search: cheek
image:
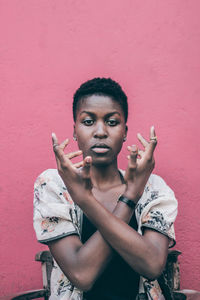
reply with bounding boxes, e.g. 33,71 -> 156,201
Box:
77,136 -> 86,148
115,139 -> 124,153
75,127 -> 86,142
114,128 -> 126,144
76,131 -> 90,151
112,135 -> 124,153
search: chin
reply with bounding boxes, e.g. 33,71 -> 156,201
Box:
92,156 -> 115,167
92,161 -> 109,167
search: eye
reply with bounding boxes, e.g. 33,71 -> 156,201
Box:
106,119 -> 119,126
82,119 -> 94,126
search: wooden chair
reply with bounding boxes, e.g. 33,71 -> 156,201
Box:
1,249 -> 200,299
158,249 -> 186,299
158,250 -> 200,300
0,251 -> 53,300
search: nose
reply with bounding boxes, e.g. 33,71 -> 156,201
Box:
93,121 -> 108,139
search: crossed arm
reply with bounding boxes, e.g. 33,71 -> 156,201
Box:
48,128 -> 169,291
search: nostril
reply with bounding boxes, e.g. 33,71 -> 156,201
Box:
94,124 -> 108,138
94,133 -> 108,139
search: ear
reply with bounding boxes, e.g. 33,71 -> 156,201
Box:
73,125 -> 77,141
123,125 -> 128,142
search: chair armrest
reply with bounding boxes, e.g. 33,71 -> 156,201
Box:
173,291 -> 187,300
35,251 -> 53,263
179,290 -> 200,300
0,289 -> 47,300
168,249 -> 182,262
35,250 -> 53,295
165,249 -> 182,291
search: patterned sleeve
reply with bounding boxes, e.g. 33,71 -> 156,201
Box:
135,174 -> 178,248
33,169 -> 80,244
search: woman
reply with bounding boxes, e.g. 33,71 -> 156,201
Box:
34,78 -> 177,300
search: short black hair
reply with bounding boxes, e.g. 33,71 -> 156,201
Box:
73,77 -> 128,122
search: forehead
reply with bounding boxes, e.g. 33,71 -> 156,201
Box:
76,95 -> 124,116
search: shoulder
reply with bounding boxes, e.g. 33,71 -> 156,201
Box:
144,173 -> 176,204
137,173 -> 177,214
147,173 -> 174,192
119,169 -> 176,201
34,168 -> 63,189
33,169 -> 81,244
34,168 -> 75,207
144,173 -> 177,204
137,174 -> 178,247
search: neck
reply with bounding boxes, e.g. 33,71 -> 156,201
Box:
90,161 -> 123,190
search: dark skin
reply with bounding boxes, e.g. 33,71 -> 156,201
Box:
49,95 -> 169,291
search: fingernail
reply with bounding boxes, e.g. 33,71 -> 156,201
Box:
132,145 -> 137,151
86,157 -> 91,163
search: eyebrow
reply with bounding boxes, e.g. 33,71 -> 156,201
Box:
80,111 -> 121,117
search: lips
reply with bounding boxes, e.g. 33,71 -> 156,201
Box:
91,143 -> 110,154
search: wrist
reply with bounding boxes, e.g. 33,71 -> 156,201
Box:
122,190 -> 141,204
118,195 -> 136,209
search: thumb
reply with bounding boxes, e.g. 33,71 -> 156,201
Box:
128,145 -> 138,170
124,145 -> 138,182
82,156 -> 93,190
82,156 -> 92,177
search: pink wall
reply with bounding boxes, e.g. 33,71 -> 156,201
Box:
0,0 -> 199,295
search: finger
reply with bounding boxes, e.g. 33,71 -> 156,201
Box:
52,133 -> 69,153
137,133 -> 149,148
128,148 -> 143,159
52,133 -> 70,166
74,161 -> 84,169
143,126 -> 157,161
150,126 -> 157,142
127,145 -> 138,169
52,132 -> 59,148
52,133 -> 61,167
59,138 -> 69,151
52,132 -> 62,156
82,156 -> 92,178
148,126 -> 157,154
66,150 -> 82,160
82,156 -> 93,189
138,149 -> 144,159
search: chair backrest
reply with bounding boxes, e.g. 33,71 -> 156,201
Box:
158,249 -> 186,300
35,250 -> 54,298
165,249 -> 182,291
35,249 -> 182,299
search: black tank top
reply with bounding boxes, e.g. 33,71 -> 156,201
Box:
81,212 -> 140,300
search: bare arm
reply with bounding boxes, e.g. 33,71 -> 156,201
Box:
49,199 -> 168,291
50,127 -> 169,290
76,194 -> 169,280
48,201 -> 134,291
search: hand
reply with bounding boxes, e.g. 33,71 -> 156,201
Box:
52,133 -> 93,203
123,126 -> 157,203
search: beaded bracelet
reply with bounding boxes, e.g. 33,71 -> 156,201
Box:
118,195 -> 136,209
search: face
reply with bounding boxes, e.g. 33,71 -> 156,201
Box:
74,95 -> 127,166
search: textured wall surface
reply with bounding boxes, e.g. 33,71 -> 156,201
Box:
0,0 -> 200,295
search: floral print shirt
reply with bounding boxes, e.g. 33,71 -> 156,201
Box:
33,169 -> 177,300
